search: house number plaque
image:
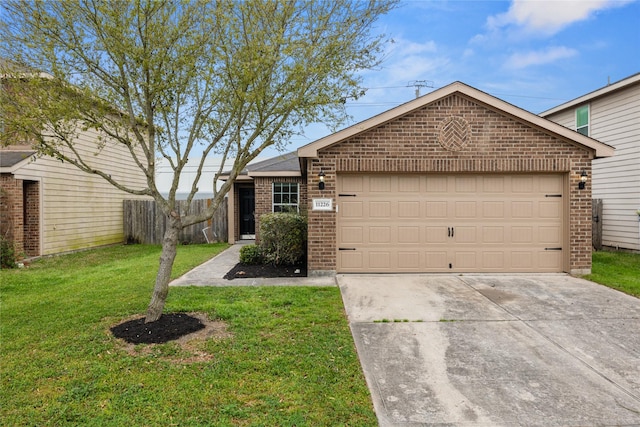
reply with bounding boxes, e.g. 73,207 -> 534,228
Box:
312,198 -> 333,211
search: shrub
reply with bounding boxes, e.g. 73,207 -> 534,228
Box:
259,212 -> 307,265
0,236 -> 17,269
239,244 -> 263,265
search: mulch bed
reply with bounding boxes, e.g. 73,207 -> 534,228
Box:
111,313 -> 205,344
223,262 -> 307,280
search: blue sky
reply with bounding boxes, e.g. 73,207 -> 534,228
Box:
273,0 -> 640,157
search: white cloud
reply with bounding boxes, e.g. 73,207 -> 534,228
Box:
488,0 -> 637,35
504,46 -> 578,69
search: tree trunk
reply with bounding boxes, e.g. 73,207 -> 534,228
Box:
145,213 -> 181,323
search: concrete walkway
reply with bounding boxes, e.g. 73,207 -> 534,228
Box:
339,274 -> 640,426
169,242 -> 336,287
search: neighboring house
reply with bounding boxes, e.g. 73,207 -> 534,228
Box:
541,73 -> 640,252
0,138 -> 147,258
1,66 -> 148,258
225,81 -> 613,275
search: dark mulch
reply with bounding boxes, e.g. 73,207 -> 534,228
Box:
223,262 -> 307,280
111,313 -> 205,344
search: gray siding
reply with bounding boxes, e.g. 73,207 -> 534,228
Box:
545,82 -> 640,251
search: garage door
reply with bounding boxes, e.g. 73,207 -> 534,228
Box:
337,174 -> 565,273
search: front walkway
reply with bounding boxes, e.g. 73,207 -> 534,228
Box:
169,242 -> 336,287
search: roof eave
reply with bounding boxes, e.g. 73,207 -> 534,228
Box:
540,73 -> 640,117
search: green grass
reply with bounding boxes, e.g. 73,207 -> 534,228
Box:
584,250 -> 640,297
0,244 -> 376,426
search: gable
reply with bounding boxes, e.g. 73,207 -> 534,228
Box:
317,93 -> 596,173
298,82 -> 614,159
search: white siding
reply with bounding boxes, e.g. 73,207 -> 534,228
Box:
546,82 -> 640,251
14,128 -> 149,255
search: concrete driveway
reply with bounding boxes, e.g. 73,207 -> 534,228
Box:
338,274 -> 640,426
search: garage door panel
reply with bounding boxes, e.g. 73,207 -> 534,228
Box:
425,251 -> 448,268
339,251 -> 363,269
340,175 -> 363,192
426,226 -> 448,243
398,226 -> 420,243
512,201 -> 534,218
398,175 -> 421,192
369,227 -> 391,244
426,201 -> 448,218
539,226 -> 562,244
337,174 -> 564,273
454,226 -> 476,243
341,226 -> 363,244
369,252 -> 391,269
370,176 -> 391,192
341,201 -> 363,218
539,201 -> 562,218
399,201 -> 420,217
455,252 -> 477,269
482,226 -> 505,243
398,251 -> 420,268
369,201 -> 391,217
455,201 -> 477,218
511,226 -> 533,243
482,201 -> 505,218
482,252 -> 505,269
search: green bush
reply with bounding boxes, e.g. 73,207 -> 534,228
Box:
259,212 -> 307,265
239,244 -> 263,265
0,236 -> 17,269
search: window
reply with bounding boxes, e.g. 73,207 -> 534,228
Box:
273,182 -> 299,212
576,105 -> 589,136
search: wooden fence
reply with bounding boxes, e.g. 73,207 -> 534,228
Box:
124,198 -> 228,245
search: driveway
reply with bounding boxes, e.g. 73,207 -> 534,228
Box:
338,274 -> 640,426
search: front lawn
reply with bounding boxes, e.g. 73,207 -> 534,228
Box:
0,244 -> 376,426
585,250 -> 640,297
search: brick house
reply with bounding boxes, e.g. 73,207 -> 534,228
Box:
225,82 -> 614,275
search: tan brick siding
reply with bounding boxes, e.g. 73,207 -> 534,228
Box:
305,93 -> 594,274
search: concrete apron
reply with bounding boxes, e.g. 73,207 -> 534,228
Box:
338,274 -> 640,427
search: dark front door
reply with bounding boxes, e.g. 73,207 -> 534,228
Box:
239,187 -> 255,237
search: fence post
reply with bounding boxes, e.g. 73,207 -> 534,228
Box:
592,198 -> 603,251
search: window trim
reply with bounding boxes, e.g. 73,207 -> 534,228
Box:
272,182 -> 299,213
576,105 -> 589,136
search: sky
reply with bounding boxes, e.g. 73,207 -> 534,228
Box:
267,0 -> 639,157
163,0 -> 640,197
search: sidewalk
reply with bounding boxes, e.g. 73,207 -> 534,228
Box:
170,242 -> 336,287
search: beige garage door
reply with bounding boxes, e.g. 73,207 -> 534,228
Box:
337,174 -> 565,273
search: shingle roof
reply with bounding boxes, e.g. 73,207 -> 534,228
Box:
0,151 -> 35,168
246,152 -> 299,173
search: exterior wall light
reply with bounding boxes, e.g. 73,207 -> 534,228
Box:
318,170 -> 325,190
579,170 -> 588,190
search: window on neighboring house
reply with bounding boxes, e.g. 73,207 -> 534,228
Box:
576,105 -> 589,136
273,182 -> 299,212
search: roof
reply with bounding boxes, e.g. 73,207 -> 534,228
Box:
246,152 -> 300,175
0,150 -> 36,170
298,81 -> 615,159
540,72 -> 640,117
219,152 -> 301,181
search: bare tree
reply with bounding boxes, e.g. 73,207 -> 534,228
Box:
0,0 -> 397,322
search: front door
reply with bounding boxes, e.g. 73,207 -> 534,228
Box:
239,187 -> 255,239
